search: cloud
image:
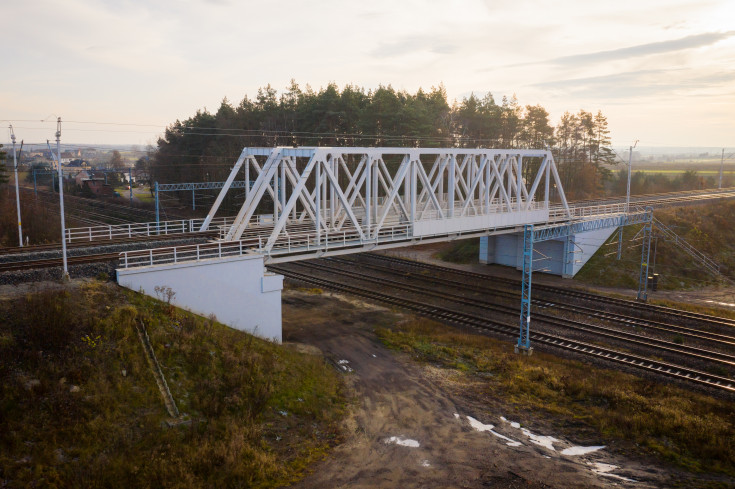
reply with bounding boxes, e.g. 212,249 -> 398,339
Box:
530,68 -> 735,99
370,35 -> 459,58
512,31 -> 735,68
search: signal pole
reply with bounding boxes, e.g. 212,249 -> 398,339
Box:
10,125 -> 23,246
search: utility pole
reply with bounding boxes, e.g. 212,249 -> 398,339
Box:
10,125 -> 23,246
719,148 -> 725,189
54,118 -> 69,281
625,140 -> 639,213
618,139 -> 638,260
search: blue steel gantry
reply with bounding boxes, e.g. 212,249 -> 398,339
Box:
153,180 -> 251,227
516,206 -> 654,354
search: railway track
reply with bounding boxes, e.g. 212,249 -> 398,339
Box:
338,256 -> 735,347
328,258 -> 735,346
292,260 -> 735,372
0,252 -> 119,273
270,264 -> 735,394
16,186 -> 190,229
0,230 -> 219,257
363,254 -> 735,330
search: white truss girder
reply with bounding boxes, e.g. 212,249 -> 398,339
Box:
202,147 -> 570,258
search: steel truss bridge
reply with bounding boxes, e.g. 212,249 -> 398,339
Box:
107,147 -> 735,351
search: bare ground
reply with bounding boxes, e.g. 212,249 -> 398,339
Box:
281,289 -> 684,489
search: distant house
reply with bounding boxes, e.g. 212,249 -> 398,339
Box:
82,179 -> 114,197
75,170 -> 91,187
65,159 -> 91,170
76,170 -> 113,197
132,168 -> 148,184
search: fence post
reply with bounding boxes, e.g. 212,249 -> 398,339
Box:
154,182 -> 159,234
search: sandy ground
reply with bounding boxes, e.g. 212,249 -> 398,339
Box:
282,289 -> 676,489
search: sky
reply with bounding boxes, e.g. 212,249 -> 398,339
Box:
2,0 -> 734,150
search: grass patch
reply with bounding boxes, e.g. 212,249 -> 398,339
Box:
435,238 -> 480,264
376,318 -> 735,476
0,281 -> 345,487
135,191 -> 155,204
576,200 -> 735,291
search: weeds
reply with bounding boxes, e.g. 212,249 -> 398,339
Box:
0,282 -> 345,488
377,318 -> 735,477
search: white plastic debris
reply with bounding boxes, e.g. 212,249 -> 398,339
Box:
561,445 -> 606,456
591,462 -> 637,482
384,436 -> 420,448
466,416 -> 522,447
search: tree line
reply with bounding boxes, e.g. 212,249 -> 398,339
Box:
153,81 -> 616,201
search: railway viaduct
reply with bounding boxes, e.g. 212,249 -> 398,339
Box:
106,147 -> 734,349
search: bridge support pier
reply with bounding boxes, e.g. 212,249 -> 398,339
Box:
117,254 -> 284,342
480,226 -> 617,278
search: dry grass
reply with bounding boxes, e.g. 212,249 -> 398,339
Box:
0,186 -> 61,245
576,200 -> 735,291
377,318 -> 735,477
0,280 -> 345,488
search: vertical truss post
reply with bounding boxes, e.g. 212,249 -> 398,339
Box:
516,224 -> 534,355
448,154 -> 455,217
637,211 -> 653,301
315,163 -> 321,245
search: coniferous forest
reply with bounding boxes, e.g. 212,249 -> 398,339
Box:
153,82 -> 616,201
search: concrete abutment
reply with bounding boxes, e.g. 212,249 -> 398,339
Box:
117,254 -> 284,342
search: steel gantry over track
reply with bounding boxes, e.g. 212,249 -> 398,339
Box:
200,146 -> 571,260
514,207 -> 653,353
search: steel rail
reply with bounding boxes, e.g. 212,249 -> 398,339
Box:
343,256 -> 735,347
0,231 -> 218,257
270,265 -> 735,393
365,253 -> 735,329
0,253 -> 119,273
295,260 -> 735,367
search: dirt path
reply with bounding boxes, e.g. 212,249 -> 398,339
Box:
282,290 -> 667,489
